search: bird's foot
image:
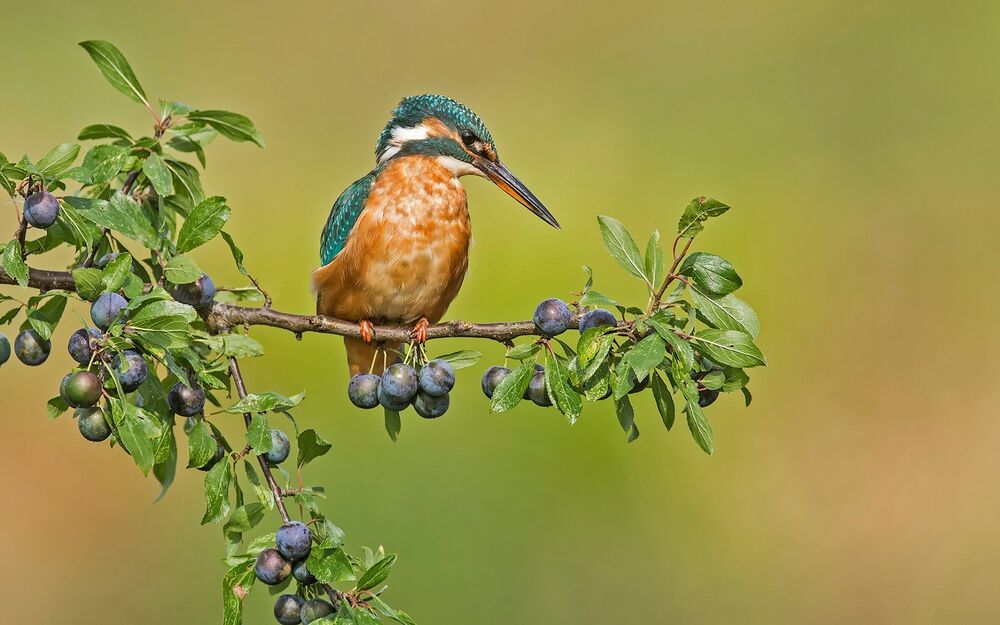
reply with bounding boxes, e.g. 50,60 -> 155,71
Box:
411,317 -> 430,345
358,320 -> 375,343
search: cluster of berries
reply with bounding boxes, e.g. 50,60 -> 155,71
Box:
254,521 -> 339,624
348,358 -> 455,418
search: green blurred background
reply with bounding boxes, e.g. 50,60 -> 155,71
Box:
2,1 -> 999,623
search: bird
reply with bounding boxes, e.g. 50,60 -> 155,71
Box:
313,94 -> 559,376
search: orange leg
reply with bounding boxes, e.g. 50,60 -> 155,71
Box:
411,317 -> 430,345
358,320 -> 375,343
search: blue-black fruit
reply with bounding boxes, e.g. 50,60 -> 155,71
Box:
14,329 -> 50,366
171,273 -> 216,309
112,349 -> 148,392
300,599 -> 337,624
579,308 -> 618,333
533,298 -> 572,337
292,559 -> 316,584
0,332 -> 10,366
63,371 -> 102,408
418,359 -> 455,397
23,191 -> 60,228
347,373 -> 380,409
90,292 -> 129,330
77,408 -> 112,442
377,384 -> 409,411
276,521 -> 312,561
380,363 -> 418,404
527,371 -> 552,407
698,388 -> 720,408
481,366 -> 511,399
265,429 -> 290,465
67,328 -> 101,365
168,382 -> 205,416
413,391 -> 449,419
255,548 -> 292,585
274,594 -> 305,625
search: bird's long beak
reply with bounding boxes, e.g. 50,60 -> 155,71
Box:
477,159 -> 559,229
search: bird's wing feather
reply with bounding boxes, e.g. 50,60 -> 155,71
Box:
319,172 -> 377,265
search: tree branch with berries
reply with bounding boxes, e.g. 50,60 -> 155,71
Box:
0,42 -> 766,625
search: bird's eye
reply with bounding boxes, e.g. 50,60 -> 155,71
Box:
460,129 -> 478,148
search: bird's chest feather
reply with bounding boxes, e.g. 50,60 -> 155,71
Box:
333,156 -> 472,321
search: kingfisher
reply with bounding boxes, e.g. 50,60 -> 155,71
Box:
313,95 -> 559,375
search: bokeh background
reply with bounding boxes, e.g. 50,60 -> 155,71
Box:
2,2 -> 999,624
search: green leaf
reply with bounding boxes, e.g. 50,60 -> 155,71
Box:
721,367 -> 750,392
187,420 -> 218,468
37,143 -> 80,176
3,242 -> 28,287
226,391 -> 304,414
506,343 -> 541,361
153,425 -> 178,502
72,268 -> 104,301
490,361 -> 534,412
78,40 -> 149,106
677,196 -> 730,239
384,408 -> 401,441
701,370 -> 725,390
47,397 -> 69,419
206,334 -> 265,358
651,373 -> 675,430
544,356 -> 583,423
579,289 -> 622,311
243,460 -> 274,510
691,329 -> 766,368
614,396 -> 638,442
621,334 -> 666,382
306,547 -> 355,584
102,252 -> 133,292
247,414 -> 273,454
222,560 -> 255,625
142,153 -> 174,196
597,215 -> 648,283
691,287 -> 759,338
81,144 -> 129,186
202,459 -> 233,524
177,196 -> 231,253
78,192 -> 158,249
356,554 -> 397,591
186,110 -> 265,147
164,255 -> 203,284
26,293 -> 67,340
645,230 -> 665,288
219,231 -> 250,276
297,428 -> 332,467
110,400 -> 157,474
78,124 -> 132,141
679,252 -> 742,296
433,350 -> 481,369
685,400 -> 714,454
128,300 -> 197,350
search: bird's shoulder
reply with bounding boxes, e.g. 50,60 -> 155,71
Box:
319,171 -> 377,265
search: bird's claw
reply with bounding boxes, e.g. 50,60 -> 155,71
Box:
411,317 -> 430,345
359,320 -> 375,343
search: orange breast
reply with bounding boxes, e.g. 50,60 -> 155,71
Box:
313,155 -> 472,324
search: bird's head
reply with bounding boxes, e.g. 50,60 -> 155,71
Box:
375,94 -> 558,228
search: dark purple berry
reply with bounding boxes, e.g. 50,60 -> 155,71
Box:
254,548 -> 292,585
112,349 -> 148,392
527,371 -> 551,407
347,373 -> 380,409
698,389 -> 720,408
579,308 -> 618,333
14,329 -> 50,366
77,407 -> 112,442
63,371 -> 102,408
413,391 -> 449,419
481,366 -> 511,399
276,521 -> 312,561
171,273 -> 216,308
533,298 -> 571,337
380,363 -> 418,403
300,599 -> 337,624
168,382 -> 205,416
274,594 -> 305,625
292,559 -> 316,585
418,359 -> 455,397
67,328 -> 101,365
23,191 -> 60,228
0,333 -> 10,366
377,383 -> 409,411
90,292 -> 129,330
265,429 -> 290,465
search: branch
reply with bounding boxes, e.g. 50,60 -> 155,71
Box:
0,266 -> 576,342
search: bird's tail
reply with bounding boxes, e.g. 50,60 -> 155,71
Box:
344,337 -> 400,377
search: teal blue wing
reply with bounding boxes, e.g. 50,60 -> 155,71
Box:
319,172 -> 376,265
